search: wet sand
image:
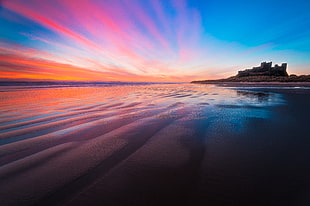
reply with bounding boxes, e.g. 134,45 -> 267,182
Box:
0,83 -> 309,206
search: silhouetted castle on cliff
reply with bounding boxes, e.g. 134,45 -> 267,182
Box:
191,61 -> 310,83
237,62 -> 288,77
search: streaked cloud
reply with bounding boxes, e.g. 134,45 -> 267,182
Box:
0,0 -> 309,81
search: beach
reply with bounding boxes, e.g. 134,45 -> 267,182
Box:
0,83 -> 309,206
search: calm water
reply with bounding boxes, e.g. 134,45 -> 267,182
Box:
0,83 -> 309,206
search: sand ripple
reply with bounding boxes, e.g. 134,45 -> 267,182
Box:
0,83 -> 287,206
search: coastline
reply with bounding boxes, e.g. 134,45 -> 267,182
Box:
191,81 -> 310,87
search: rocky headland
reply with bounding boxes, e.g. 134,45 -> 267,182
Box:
192,62 -> 310,85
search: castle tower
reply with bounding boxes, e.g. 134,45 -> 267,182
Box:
260,62 -> 272,71
266,62 -> 272,70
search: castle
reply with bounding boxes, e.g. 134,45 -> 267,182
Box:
237,62 -> 288,77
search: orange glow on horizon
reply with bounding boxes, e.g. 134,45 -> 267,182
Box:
0,52 -> 205,82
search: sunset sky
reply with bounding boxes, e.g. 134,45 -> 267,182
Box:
1,0 -> 310,82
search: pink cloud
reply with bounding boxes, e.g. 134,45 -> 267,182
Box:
2,0 -> 210,82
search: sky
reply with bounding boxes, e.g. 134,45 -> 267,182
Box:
0,0 -> 310,82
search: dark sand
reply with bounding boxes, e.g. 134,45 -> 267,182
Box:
0,84 -> 309,206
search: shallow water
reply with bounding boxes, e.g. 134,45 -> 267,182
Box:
0,83 -> 309,206
0,84 -> 284,146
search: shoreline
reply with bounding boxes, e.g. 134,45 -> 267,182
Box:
192,81 -> 310,87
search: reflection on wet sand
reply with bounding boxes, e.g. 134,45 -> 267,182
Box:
236,90 -> 271,102
0,83 -> 309,206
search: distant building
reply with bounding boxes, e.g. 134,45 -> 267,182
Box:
237,62 -> 288,77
